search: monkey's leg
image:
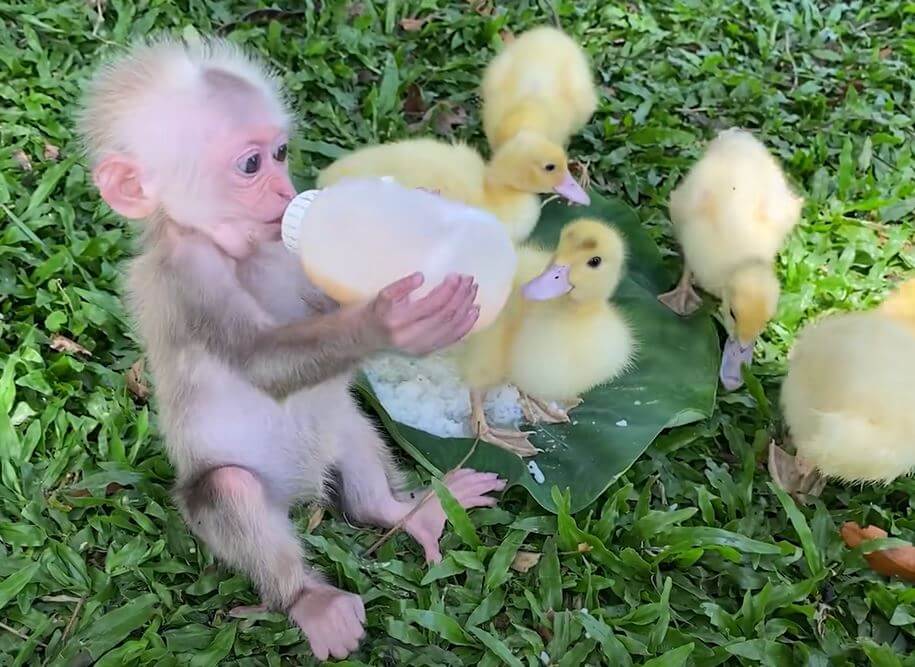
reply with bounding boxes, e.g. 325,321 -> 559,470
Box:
176,466 -> 365,661
657,267 -> 703,316
336,416 -> 506,563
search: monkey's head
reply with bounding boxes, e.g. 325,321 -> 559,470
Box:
78,36 -> 296,258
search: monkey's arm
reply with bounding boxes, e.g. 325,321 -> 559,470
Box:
238,305 -> 381,398
171,249 -> 383,400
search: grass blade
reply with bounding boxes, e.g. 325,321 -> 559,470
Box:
0,562 -> 40,609
484,530 -> 528,592
769,482 -> 823,575
431,477 -> 480,549
468,626 -> 524,667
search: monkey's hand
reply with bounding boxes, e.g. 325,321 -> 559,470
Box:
368,272 -> 480,355
288,585 -> 366,661
404,469 -> 506,562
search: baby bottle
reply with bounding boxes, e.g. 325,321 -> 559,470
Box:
280,177 -> 517,332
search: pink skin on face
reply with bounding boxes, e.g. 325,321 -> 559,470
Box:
522,264 -> 573,301
150,90 -> 297,259
208,118 -> 296,254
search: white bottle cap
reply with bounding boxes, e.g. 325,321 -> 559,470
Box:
281,188 -> 322,254
280,177 -> 397,254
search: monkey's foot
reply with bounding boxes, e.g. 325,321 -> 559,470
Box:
288,586 -> 366,662
229,602 -> 269,617
405,469 -> 507,562
520,394 -> 582,424
657,281 -> 703,316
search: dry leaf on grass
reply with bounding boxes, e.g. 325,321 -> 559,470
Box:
126,359 -> 150,401
400,16 -> 432,32
403,83 -> 427,120
433,104 -> 468,136
13,149 -> 32,171
43,143 -> 60,161
841,521 -> 915,582
469,0 -> 494,15
510,550 -> 541,573
768,441 -> 826,504
307,506 -> 325,532
50,335 -> 92,357
357,69 -> 377,84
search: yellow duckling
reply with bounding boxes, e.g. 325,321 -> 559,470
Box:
317,137 -> 588,243
780,278 -> 915,485
458,218 -> 635,455
481,25 -> 598,151
657,127 -> 803,389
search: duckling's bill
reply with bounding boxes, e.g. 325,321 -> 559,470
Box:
522,264 -> 572,301
719,337 -> 754,391
554,171 -> 591,205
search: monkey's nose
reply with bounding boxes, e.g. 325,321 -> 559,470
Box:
276,177 -> 296,201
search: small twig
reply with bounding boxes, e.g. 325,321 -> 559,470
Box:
363,440 -> 479,558
40,596 -> 84,667
40,595 -> 84,604
540,0 -> 561,27
60,597 -> 85,647
0,621 -> 48,649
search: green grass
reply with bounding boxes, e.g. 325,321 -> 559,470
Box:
2,0 -> 915,664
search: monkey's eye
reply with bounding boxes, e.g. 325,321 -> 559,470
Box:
273,144 -> 288,162
237,152 -> 261,175
587,256 -> 602,268
544,163 -> 556,172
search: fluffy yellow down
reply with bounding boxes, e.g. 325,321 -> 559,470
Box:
317,136 -> 575,243
481,25 -> 598,150
670,127 -> 803,342
781,279 -> 915,484
459,218 -> 635,403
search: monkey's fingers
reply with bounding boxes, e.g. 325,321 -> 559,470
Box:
394,274 -> 467,326
445,468 -> 500,492
412,301 -> 479,353
453,478 -> 506,500
423,540 -> 444,563
394,297 -> 478,354
443,468 -> 483,483
331,609 -> 364,654
378,272 -> 425,305
352,596 -> 367,625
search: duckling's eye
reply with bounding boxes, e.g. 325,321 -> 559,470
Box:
273,144 -> 288,162
237,153 -> 261,175
544,163 -> 556,172
587,256 -> 602,268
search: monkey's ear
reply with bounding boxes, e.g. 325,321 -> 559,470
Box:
93,155 -> 158,219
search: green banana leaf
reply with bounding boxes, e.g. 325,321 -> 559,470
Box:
354,193 -> 720,513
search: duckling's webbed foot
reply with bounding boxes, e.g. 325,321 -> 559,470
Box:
520,394 -> 581,424
658,268 -> 702,316
470,390 -> 539,457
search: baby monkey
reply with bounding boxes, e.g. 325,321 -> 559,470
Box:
78,36 -> 505,661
